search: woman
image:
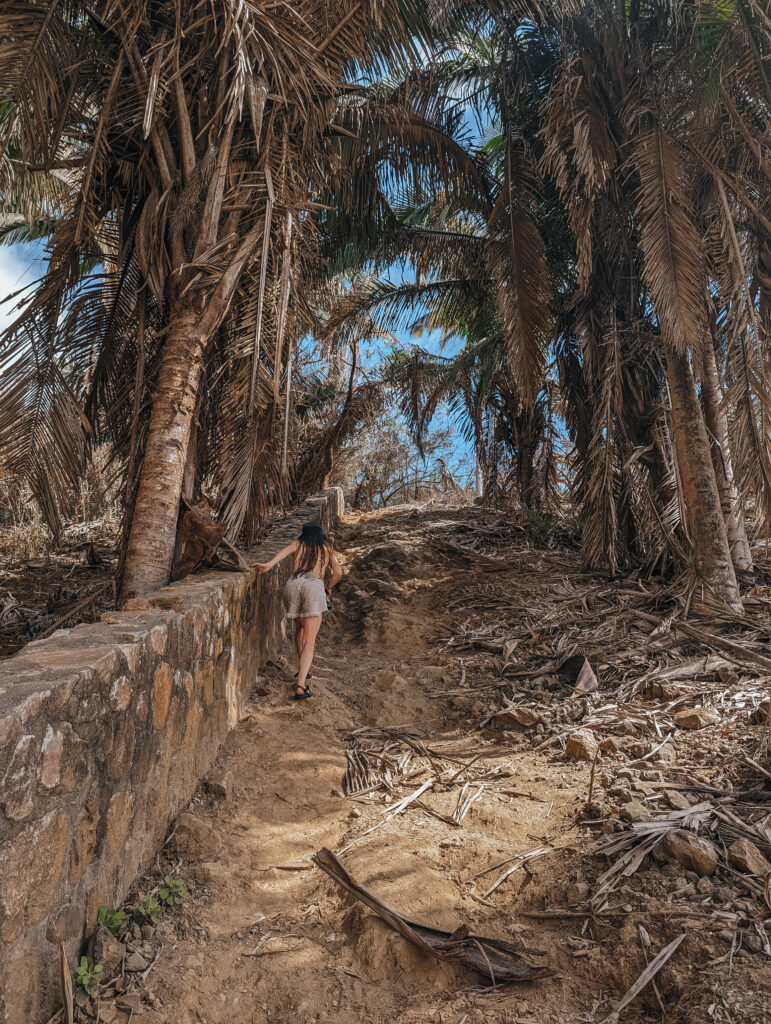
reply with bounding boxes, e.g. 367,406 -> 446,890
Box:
251,522 -> 342,700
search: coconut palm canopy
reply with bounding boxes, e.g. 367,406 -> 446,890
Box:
1,0 -> 770,611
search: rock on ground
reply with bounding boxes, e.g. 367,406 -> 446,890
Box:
673,707 -> 719,729
174,812 -> 222,860
661,828 -> 718,876
727,838 -> 771,876
90,925 -> 126,975
566,729 -> 599,761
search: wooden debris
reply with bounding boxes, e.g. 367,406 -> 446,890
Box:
600,932 -> 686,1024
312,847 -> 550,983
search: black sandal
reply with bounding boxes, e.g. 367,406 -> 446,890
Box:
294,684 -> 313,701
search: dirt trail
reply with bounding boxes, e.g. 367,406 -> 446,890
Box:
126,505 -> 768,1024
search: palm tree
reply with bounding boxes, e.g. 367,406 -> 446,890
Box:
0,0 -> 434,598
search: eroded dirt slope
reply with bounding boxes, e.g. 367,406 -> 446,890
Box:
102,504 -> 771,1024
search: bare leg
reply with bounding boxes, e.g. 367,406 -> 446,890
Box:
294,621 -> 304,664
296,614 -> 322,694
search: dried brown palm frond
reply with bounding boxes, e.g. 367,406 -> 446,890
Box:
625,115 -> 710,360
487,125 -> 551,407
0,0 -> 442,592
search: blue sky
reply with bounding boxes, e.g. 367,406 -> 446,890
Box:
0,238 -> 473,484
0,240 -> 45,333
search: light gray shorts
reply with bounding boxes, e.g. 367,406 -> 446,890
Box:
284,574 -> 327,619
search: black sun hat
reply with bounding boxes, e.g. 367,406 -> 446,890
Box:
298,521 -> 328,544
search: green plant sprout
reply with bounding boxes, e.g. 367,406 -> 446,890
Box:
158,875 -> 188,907
96,905 -> 125,936
133,896 -> 163,925
74,957 -> 104,1007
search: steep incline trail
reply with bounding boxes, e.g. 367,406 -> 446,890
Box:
126,505 -> 768,1024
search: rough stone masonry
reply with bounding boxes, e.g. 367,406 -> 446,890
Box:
0,489 -> 343,1023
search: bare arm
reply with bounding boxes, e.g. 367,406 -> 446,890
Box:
326,550 -> 343,591
251,540 -> 298,573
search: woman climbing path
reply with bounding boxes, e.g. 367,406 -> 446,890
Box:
252,521 -> 342,699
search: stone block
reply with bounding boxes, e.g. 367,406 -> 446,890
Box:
0,951 -> 46,1023
110,676 -> 134,712
108,719 -> 136,780
0,716 -> 13,746
196,663 -> 215,706
152,663 -> 173,728
39,722 -> 83,793
0,488 -> 340,1023
2,734 -> 38,820
103,790 -> 134,858
150,624 -> 168,655
71,795 -> 99,886
0,810 -> 69,937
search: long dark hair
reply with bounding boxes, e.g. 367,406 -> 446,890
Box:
296,539 -> 330,574
295,522 -> 331,574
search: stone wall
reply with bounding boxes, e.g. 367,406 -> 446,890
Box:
0,488 -> 343,1024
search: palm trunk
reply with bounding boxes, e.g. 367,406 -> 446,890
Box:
700,336 -> 753,573
475,452 -> 484,498
122,304 -> 205,600
664,343 -> 743,613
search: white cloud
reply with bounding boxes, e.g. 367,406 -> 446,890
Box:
0,243 -> 45,334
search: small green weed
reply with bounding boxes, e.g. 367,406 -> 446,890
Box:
133,896 -> 163,925
96,905 -> 125,936
526,508 -> 552,548
74,957 -> 104,1007
159,875 -> 188,907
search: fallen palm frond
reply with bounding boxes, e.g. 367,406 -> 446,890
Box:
592,801 -> 717,910
312,847 -> 550,984
342,741 -> 414,796
338,779 -> 434,854
600,933 -> 686,1024
480,847 -> 551,899
451,782 -> 484,824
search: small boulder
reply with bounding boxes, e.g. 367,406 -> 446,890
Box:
116,992 -> 143,1013
727,838 -> 771,876
661,829 -> 718,876
653,744 -> 678,765
499,707 -> 539,729
620,799 -> 651,823
673,707 -> 719,730
565,730 -> 598,762
667,791 -> 692,811
124,951 -> 148,973
364,543 -> 409,568
91,926 -> 125,975
174,812 -> 222,860
566,881 -> 590,906
206,770 -> 233,802
599,737 -> 620,753
608,784 -> 633,803
749,700 -> 770,725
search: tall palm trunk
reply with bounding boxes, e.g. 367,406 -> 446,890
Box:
122,303 -> 205,599
664,343 -> 743,612
700,335 -> 753,572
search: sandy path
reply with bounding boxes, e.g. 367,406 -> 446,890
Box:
126,505 -> 766,1024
